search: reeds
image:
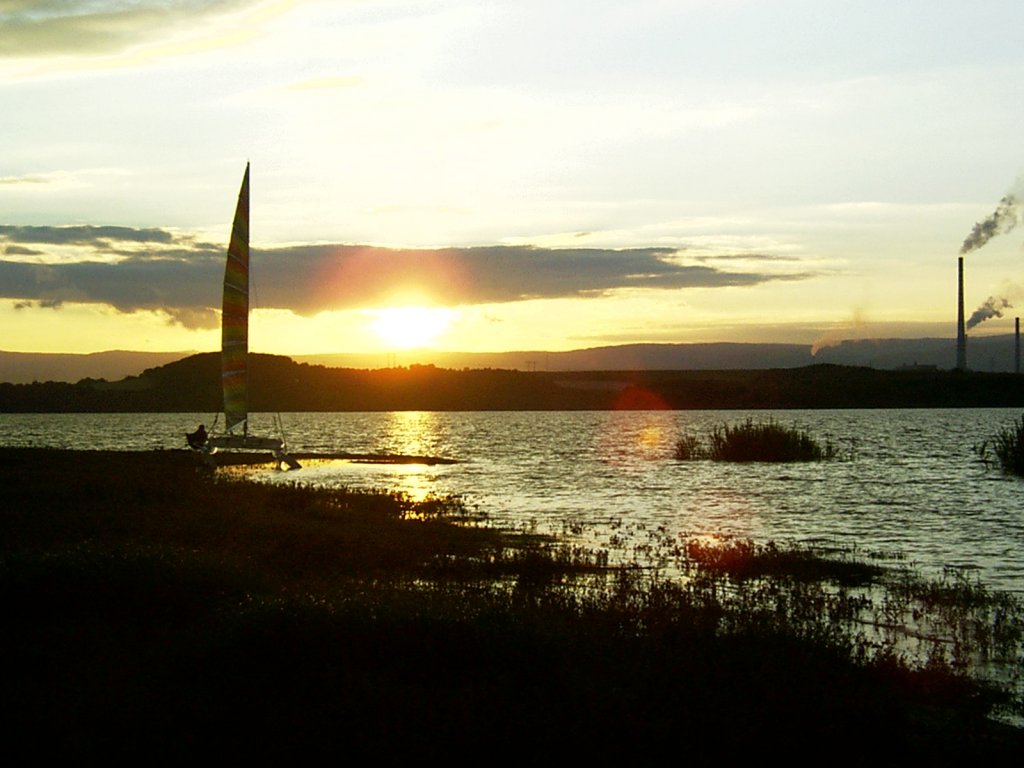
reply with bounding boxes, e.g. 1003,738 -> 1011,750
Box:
1,448 -> 1020,757
977,414 -> 1024,477
675,418 -> 837,462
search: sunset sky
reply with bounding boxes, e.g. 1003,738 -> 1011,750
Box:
3,0 -> 1024,359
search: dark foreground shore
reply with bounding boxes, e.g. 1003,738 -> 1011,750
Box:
1,448 -> 1021,758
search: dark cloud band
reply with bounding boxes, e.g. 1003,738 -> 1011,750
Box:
0,224 -> 813,324
0,224 -> 178,246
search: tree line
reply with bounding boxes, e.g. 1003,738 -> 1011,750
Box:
2,352 -> 1023,412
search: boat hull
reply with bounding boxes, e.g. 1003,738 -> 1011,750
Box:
207,435 -> 283,451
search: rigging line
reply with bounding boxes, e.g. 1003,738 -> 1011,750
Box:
250,268 -> 261,314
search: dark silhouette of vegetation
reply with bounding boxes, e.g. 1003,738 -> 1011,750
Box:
2,355 -> 1024,412
1,448 -> 1021,758
682,537 -> 881,585
675,418 -> 837,462
977,414 -> 1024,477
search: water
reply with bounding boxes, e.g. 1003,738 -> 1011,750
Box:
3,409 -> 1023,594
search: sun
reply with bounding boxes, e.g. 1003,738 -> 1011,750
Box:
368,306 -> 456,349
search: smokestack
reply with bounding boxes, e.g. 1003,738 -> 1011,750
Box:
956,256 -> 967,370
1016,317 -> 1020,375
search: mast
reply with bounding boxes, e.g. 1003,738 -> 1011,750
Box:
222,162 -> 249,435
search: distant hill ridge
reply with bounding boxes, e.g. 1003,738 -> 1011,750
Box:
2,351 -> 1023,412
2,336 -> 1020,384
0,350 -> 195,384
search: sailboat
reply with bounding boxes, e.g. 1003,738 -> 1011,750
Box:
190,162 -> 300,470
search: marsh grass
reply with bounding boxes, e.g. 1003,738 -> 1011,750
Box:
682,536 -> 883,586
1,448 -> 1020,757
976,414 -> 1024,477
670,535 -> 1024,725
675,418 -> 837,462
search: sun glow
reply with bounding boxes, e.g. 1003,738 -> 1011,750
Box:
368,306 -> 456,349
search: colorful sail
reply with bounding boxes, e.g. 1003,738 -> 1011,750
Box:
222,162 -> 249,434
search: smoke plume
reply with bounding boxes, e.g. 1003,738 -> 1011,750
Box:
966,296 -> 1011,329
960,193 -> 1022,255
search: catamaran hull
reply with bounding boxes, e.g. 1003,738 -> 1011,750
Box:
197,436 -> 301,470
207,435 -> 284,451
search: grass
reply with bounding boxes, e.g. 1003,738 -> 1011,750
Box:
675,535 -> 1023,682
1,448 -> 1021,758
675,418 -> 838,462
976,414 -> 1024,477
681,536 -> 884,586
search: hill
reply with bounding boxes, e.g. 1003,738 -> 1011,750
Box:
3,335 -> 1021,384
281,335 -> 1023,373
0,350 -> 196,384
1,352 -> 1023,412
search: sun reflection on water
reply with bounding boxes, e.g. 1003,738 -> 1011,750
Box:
594,411 -> 675,468
382,410 -> 444,458
375,461 -> 436,502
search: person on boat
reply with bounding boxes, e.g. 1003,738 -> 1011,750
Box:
186,423 -> 208,450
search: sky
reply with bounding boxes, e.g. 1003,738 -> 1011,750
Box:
3,0 -> 1024,359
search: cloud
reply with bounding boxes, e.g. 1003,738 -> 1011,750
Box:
0,256 -> 223,326
4,244 -> 43,256
245,244 -> 813,313
687,252 -> 798,264
0,225 -> 816,324
0,224 -> 222,326
0,224 -> 178,247
0,169 -> 100,191
0,173 -> 50,185
0,0 -> 259,58
14,297 -> 63,310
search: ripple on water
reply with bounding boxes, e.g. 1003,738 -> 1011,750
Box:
2,408 -> 1022,593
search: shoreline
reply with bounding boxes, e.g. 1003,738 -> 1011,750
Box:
197,449 -> 459,466
2,448 -> 1021,756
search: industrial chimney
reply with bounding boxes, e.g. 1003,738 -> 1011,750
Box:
956,256 -> 967,370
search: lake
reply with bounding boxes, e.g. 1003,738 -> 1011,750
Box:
3,408 -> 1022,594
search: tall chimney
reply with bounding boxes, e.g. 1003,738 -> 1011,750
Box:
956,256 -> 967,370
1016,317 -> 1020,374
